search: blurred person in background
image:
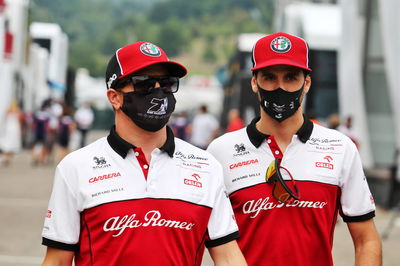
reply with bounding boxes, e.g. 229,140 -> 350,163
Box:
188,104 -> 220,149
56,104 -> 75,162
74,101 -> 94,148
170,111 -> 189,141
41,41 -> 246,266
0,100 -> 23,166
327,112 -> 341,130
338,115 -> 361,149
207,32 -> 381,266
38,99 -> 63,165
32,101 -> 50,165
226,108 -> 244,132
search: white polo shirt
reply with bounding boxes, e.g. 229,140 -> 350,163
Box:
42,126 -> 238,266
207,117 -> 375,266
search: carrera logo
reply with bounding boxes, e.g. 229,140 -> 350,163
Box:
229,159 -> 259,170
89,172 -> 121,183
184,173 -> 202,188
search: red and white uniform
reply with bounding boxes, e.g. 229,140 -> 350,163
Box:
42,127 -> 238,266
207,117 -> 375,266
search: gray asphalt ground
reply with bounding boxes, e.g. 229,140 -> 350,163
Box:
0,131 -> 398,266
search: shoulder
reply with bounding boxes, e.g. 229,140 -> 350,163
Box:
174,138 -> 225,174
310,123 -> 357,151
58,137 -> 108,169
208,127 -> 247,151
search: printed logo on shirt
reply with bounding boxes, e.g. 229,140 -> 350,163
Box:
184,173 -> 202,188
370,195 -> 375,205
232,172 -> 261,183
315,156 -> 334,170
174,151 -> 209,164
242,196 -> 328,218
89,172 -> 121,183
103,210 -> 195,237
229,159 -> 259,170
233,143 -> 250,157
307,137 -> 345,154
93,156 -> 111,169
46,210 -> 52,219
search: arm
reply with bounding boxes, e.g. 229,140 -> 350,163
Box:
208,240 -> 247,266
347,219 -> 382,266
42,247 -> 74,266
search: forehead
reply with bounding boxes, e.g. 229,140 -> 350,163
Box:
259,65 -> 303,74
133,64 -> 169,76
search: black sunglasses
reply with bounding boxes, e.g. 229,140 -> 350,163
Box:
118,75 -> 179,94
265,158 -> 300,203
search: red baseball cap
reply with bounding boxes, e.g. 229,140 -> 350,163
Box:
105,41 -> 187,89
251,32 -> 311,72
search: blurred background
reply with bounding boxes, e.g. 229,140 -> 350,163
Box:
0,0 -> 399,265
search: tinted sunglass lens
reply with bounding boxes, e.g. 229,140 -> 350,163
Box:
273,183 -> 290,203
160,77 -> 178,92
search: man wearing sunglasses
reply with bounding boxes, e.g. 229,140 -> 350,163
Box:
208,32 -> 382,265
41,41 -> 247,266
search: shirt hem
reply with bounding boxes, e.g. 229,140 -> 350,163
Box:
42,237 -> 79,251
342,210 -> 375,222
205,231 -> 240,248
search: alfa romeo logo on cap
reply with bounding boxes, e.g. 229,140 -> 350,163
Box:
140,42 -> 161,57
270,36 -> 291,53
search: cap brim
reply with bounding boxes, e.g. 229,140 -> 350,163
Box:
119,60 -> 187,81
251,59 -> 312,72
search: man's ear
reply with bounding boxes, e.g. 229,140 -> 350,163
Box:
251,75 -> 258,93
107,89 -> 123,110
303,74 -> 311,94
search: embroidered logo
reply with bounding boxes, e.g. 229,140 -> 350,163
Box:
229,159 -> 259,170
233,143 -> 250,157
93,156 -> 111,169
315,156 -> 334,170
89,172 -> 121,183
270,36 -> 291,53
140,42 -> 162,57
184,173 -> 202,188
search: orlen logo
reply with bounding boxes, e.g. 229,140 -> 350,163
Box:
315,156 -> 334,170
184,173 -> 202,188
89,172 -> 121,183
229,159 -> 259,170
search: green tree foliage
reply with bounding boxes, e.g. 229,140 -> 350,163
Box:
156,18 -> 190,56
30,0 -> 274,76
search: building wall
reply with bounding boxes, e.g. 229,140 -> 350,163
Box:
339,0 -> 399,168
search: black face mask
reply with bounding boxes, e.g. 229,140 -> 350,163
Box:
258,84 -> 304,122
120,88 -> 176,132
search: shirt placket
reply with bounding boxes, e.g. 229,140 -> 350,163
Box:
133,147 -> 149,180
266,136 -> 283,160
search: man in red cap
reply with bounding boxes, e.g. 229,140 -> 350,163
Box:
208,32 -> 382,265
41,41 -> 247,266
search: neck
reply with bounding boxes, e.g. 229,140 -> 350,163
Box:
256,108 -> 304,151
115,111 -> 167,161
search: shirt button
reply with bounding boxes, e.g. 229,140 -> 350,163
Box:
143,164 -> 149,169
135,152 -> 139,156
275,151 -> 280,155
267,139 -> 272,144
